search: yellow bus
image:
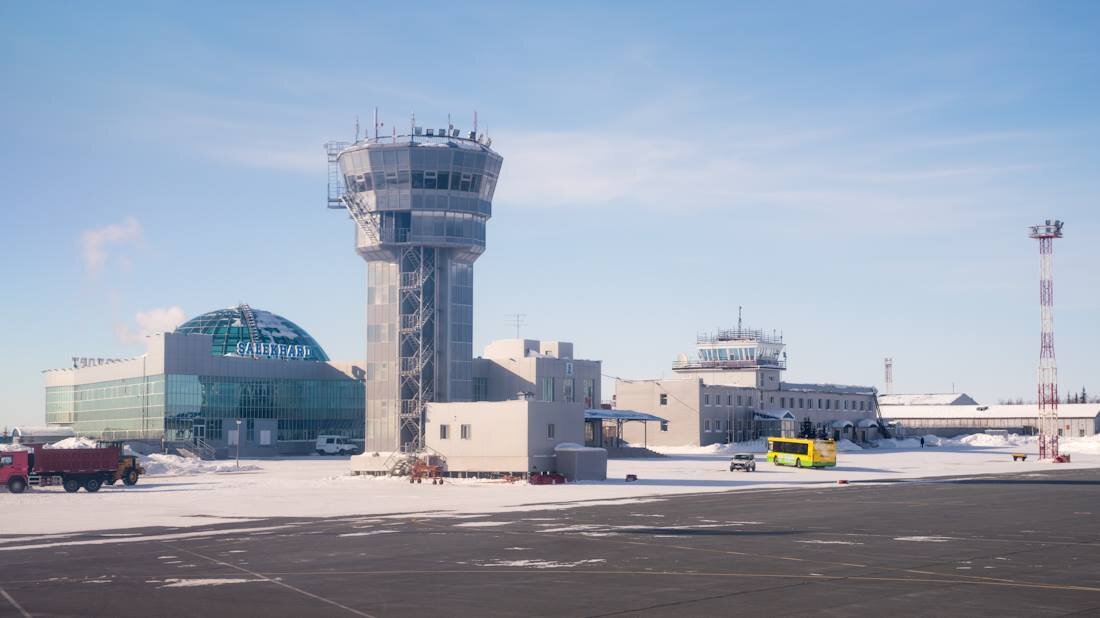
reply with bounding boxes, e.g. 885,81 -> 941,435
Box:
766,437 -> 837,468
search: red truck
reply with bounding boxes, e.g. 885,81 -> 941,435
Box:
1,444 -> 141,493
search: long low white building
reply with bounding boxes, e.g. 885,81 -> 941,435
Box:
880,403 -> 1100,438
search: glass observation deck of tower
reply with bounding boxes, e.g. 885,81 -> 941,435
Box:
328,122 -> 503,453
673,327 -> 787,371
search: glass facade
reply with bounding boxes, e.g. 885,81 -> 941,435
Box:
48,373 -> 363,443
164,375 -> 363,442
47,376 -> 166,440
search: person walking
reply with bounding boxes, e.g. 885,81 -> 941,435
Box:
920,436 -> 925,448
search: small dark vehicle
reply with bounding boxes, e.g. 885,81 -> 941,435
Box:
729,453 -> 757,472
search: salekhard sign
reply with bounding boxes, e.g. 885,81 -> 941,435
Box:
235,341 -> 314,360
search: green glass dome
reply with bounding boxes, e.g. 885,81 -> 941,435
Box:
175,304 -> 330,361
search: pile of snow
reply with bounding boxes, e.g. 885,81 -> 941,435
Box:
43,437 -> 99,449
1061,435 -> 1100,455
0,443 -> 27,452
953,433 -> 1033,448
834,439 -> 863,452
139,453 -> 260,476
653,439 -> 768,455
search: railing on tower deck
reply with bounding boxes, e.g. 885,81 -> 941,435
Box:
697,328 -> 784,345
672,358 -> 787,371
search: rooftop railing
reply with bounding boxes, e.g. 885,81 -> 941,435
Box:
672,358 -> 787,370
697,328 -> 784,345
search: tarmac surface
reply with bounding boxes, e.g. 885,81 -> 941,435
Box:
1,467 -> 1098,617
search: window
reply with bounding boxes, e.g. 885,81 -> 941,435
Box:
547,423 -> 556,439
660,421 -> 669,432
540,377 -> 555,402
439,424 -> 450,440
727,395 -> 733,406
659,393 -> 668,405
780,397 -> 786,408
583,379 -> 596,407
826,399 -> 831,410
0,456 -> 11,466
563,378 -> 575,403
460,424 -> 472,440
704,394 -> 711,406
798,398 -> 804,409
737,395 -> 743,405
818,399 -> 823,409
860,401 -> 865,411
704,419 -> 711,431
473,377 -> 488,402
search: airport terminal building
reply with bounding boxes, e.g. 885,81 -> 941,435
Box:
43,305 -> 365,456
617,326 -> 880,446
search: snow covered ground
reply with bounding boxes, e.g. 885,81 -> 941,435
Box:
2,434 -> 1098,536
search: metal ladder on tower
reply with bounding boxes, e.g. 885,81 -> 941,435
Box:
325,141 -> 381,245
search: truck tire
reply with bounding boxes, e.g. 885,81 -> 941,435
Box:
7,477 -> 27,494
63,477 -> 81,493
123,469 -> 139,486
316,449 -> 326,456
84,478 -> 102,493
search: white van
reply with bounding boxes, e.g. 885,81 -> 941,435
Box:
314,435 -> 360,456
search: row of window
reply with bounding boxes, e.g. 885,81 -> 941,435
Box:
439,422 -> 559,441
699,347 -> 757,362
438,423 -> 474,440
537,377 -> 597,405
346,170 -> 496,197
779,396 -> 868,411
699,393 -> 754,407
694,391 -> 870,412
343,146 -> 501,175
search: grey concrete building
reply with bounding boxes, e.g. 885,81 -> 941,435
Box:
328,128 -> 503,454
618,326 -> 878,446
471,339 -> 601,407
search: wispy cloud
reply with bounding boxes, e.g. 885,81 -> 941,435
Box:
81,217 -> 143,277
114,306 -> 186,344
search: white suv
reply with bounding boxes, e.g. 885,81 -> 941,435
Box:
315,435 -> 360,456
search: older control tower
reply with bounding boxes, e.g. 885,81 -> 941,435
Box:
327,113 -> 503,454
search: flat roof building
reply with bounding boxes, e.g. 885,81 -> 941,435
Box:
619,325 -> 880,446
881,403 -> 1100,438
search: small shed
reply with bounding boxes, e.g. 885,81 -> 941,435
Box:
554,443 -> 608,481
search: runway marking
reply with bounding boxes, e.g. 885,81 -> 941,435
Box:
249,568 -> 1100,593
169,545 -> 377,618
0,587 -> 31,618
0,525 -> 299,552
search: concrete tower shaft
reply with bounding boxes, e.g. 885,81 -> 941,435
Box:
332,134 -> 503,453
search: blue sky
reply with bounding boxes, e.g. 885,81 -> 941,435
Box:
2,1 -> 1099,428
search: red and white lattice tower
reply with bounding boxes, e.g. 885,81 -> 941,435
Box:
1028,220 -> 1064,460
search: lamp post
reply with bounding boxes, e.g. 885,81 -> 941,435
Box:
235,419 -> 242,469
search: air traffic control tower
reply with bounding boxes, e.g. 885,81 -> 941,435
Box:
327,117 -> 503,454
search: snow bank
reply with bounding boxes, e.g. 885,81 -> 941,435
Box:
1061,435 -> 1100,455
835,439 -> 863,452
139,454 -> 260,476
954,433 -> 1032,448
43,437 -> 99,449
0,443 -> 27,452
